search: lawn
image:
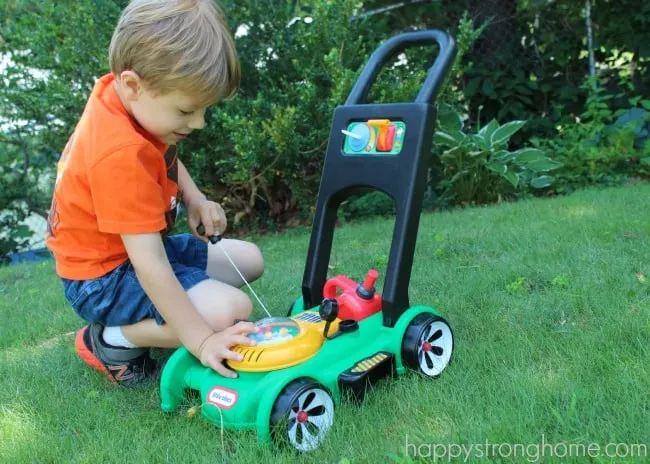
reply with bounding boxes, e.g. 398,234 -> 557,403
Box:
1,183 -> 649,463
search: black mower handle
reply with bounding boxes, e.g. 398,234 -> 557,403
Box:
196,223 -> 221,244
345,30 -> 457,106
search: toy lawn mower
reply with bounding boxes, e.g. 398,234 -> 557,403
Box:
160,29 -> 457,452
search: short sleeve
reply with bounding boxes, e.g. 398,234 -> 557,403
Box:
88,144 -> 168,234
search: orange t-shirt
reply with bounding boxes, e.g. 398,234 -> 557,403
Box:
46,73 -> 179,280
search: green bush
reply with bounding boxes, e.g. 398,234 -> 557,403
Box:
432,104 -> 562,205
2,0 -> 483,252
187,2 -> 484,230
7,0 -> 647,262
0,0 -> 127,262
530,79 -> 650,194
0,134 -> 53,264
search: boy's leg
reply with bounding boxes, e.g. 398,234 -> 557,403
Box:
121,237 -> 265,346
121,278 -> 256,347
75,280 -> 253,385
75,324 -> 157,385
73,234 -> 264,384
205,238 -> 265,288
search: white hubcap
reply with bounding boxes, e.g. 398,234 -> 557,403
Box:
286,388 -> 334,452
418,320 -> 453,376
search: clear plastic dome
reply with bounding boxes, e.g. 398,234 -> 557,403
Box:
247,317 -> 300,346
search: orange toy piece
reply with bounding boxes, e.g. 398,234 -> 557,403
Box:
367,119 -> 396,152
323,269 -> 382,321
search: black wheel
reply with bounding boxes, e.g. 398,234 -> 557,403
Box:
401,313 -> 454,378
270,378 -> 334,452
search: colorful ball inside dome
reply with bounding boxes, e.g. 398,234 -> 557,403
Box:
246,317 -> 300,346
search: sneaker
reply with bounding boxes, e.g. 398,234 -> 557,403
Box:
74,323 -> 157,386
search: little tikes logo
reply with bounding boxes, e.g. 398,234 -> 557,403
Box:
207,386 -> 238,409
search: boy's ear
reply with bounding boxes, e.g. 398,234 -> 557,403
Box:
118,70 -> 144,100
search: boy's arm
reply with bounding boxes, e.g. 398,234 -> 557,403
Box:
121,232 -> 213,355
121,232 -> 257,378
177,159 -> 227,237
178,159 -> 205,207
88,147 -> 246,370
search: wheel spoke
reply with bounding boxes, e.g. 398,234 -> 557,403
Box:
424,351 -> 434,370
431,345 -> 444,356
307,405 -> 326,416
432,351 -> 444,369
300,391 -> 315,410
428,329 -> 442,342
295,422 -> 304,444
307,409 -> 332,431
422,325 -> 434,345
305,419 -> 320,437
288,419 -> 299,443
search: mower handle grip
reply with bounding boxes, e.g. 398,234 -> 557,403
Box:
196,223 -> 222,245
345,30 -> 457,106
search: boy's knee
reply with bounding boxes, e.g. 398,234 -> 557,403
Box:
204,288 -> 252,330
189,280 -> 254,331
232,290 -> 253,320
247,243 -> 264,281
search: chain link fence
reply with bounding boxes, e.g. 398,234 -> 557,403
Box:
445,0 -> 593,74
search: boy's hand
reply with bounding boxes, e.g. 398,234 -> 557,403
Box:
187,198 -> 227,240
196,321 -> 258,378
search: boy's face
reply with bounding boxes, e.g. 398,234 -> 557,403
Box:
116,72 -> 209,145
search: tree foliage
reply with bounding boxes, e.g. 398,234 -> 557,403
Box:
1,0 -> 649,262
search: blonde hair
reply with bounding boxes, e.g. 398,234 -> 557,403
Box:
109,0 -> 240,103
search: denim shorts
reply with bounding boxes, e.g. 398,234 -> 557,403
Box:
61,233 -> 209,326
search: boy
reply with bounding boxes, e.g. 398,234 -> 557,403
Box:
46,0 -> 263,386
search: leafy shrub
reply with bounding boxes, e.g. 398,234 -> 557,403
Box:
4,0 -> 647,263
530,79 -> 650,194
432,104 -> 562,205
0,131 -> 57,262
0,0 -> 127,262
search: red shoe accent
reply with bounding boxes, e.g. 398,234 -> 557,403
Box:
74,326 -> 117,384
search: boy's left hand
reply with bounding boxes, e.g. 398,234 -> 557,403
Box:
187,198 -> 227,240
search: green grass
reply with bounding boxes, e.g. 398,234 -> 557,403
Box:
1,184 -> 649,463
